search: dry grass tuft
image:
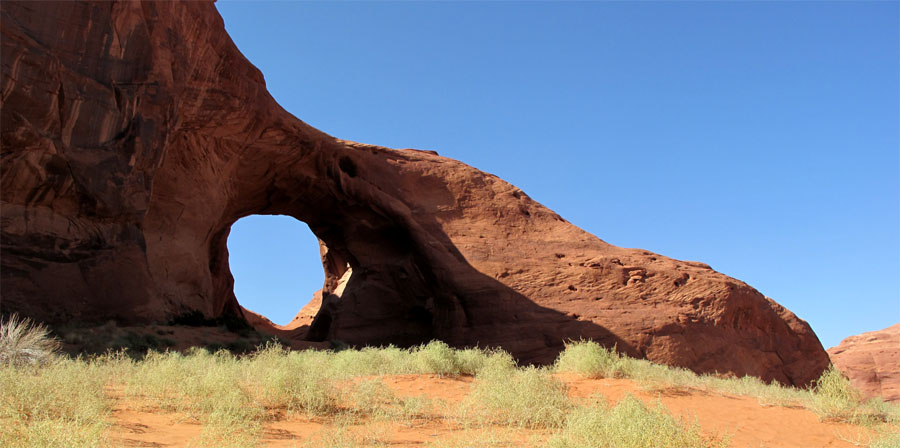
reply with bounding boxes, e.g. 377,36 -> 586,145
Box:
461,364 -> 572,429
0,357 -> 111,447
547,394 -> 729,448
0,313 -> 60,367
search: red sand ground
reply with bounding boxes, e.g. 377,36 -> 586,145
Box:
108,373 -> 877,447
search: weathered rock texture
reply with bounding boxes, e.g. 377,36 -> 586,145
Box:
1,0 -> 829,385
828,324 -> 900,402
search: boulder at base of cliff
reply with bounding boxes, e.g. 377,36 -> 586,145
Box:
828,323 -> 900,402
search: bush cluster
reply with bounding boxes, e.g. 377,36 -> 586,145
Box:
1,315 -> 897,448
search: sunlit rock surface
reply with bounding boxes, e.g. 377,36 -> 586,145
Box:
0,0 -> 829,386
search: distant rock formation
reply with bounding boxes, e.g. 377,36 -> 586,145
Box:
0,0 -> 829,386
828,324 -> 900,402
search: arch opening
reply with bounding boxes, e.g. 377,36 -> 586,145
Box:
226,215 -> 325,328
212,180 -> 460,347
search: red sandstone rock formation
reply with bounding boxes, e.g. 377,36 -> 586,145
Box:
828,324 -> 900,402
0,0 -> 829,385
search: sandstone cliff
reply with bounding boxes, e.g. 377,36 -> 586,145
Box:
828,324 -> 900,402
0,0 -> 829,385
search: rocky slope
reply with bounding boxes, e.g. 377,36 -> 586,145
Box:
828,324 -> 900,402
0,0 -> 829,385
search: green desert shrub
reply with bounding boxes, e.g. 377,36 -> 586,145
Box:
552,340 -> 891,422
410,341 -> 516,376
554,340 -> 628,379
328,344 -> 411,377
815,365 -> 860,402
4,336 -> 896,448
807,366 -> 900,426
188,402 -> 262,448
0,357 -> 110,447
344,377 -> 437,424
0,313 -> 60,366
863,399 -> 900,426
462,365 -> 571,429
321,341 -> 515,378
625,359 -> 701,388
454,346 -> 517,375
547,394 -> 728,448
412,340 -> 463,376
394,395 -> 436,426
348,378 -> 398,418
123,349 -> 191,410
699,373 -> 805,405
870,431 -> 900,448
555,340 -> 740,394
122,348 -> 264,445
246,343 -> 340,416
810,364 -> 863,421
256,364 -> 340,416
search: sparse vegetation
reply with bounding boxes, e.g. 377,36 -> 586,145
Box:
112,331 -> 176,353
547,395 -> 729,448
54,318 -> 269,356
462,364 -> 572,429
554,339 -> 628,379
870,431 -> 900,448
812,364 -> 865,419
0,357 -> 111,447
0,337 -> 896,447
555,340 -> 900,428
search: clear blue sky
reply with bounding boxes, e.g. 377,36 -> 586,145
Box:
219,1 -> 898,349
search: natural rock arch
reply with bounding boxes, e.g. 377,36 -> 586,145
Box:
0,0 -> 829,386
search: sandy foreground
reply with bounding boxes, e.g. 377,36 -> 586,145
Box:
107,373 -> 874,448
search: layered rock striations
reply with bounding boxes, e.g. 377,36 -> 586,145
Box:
828,324 -> 900,402
1,0 -> 829,385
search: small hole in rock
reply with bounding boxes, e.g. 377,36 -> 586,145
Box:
339,156 -> 358,178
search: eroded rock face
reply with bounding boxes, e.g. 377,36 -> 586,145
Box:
1,0 -> 829,385
828,324 -> 900,402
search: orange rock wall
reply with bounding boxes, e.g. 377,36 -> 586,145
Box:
0,0 -> 829,386
829,324 -> 900,402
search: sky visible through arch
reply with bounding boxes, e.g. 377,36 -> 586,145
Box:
228,215 -> 323,326
218,1 -> 899,349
